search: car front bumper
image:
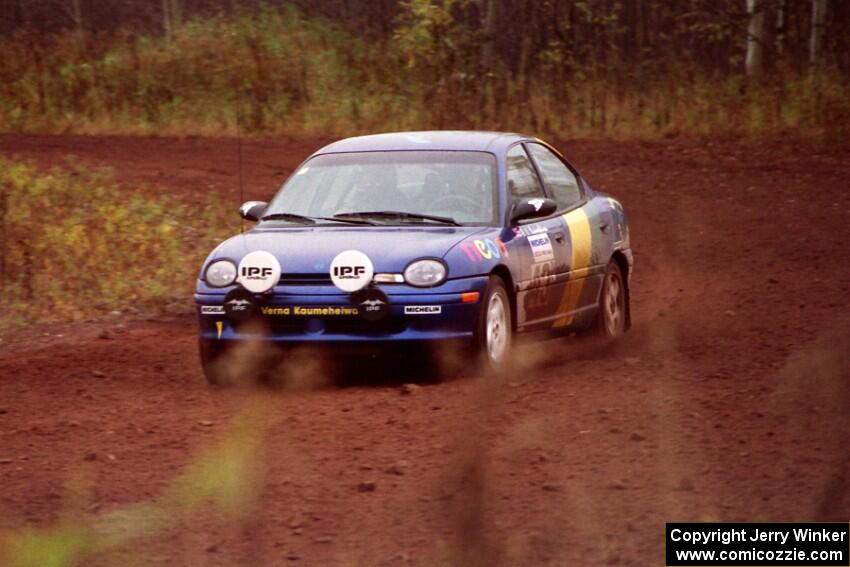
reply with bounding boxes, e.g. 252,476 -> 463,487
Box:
194,276 -> 488,345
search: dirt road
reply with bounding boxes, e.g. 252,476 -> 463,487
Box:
0,134 -> 848,566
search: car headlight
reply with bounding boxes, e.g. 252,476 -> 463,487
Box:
404,259 -> 447,287
204,259 -> 237,287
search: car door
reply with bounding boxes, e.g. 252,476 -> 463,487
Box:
525,142 -> 606,330
505,144 -> 570,330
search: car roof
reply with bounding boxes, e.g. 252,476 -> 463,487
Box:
314,131 -> 532,155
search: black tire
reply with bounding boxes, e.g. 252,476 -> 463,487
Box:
472,275 -> 512,370
592,260 -> 627,340
199,338 -> 230,385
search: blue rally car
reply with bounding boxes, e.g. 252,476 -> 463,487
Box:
196,131 -> 632,384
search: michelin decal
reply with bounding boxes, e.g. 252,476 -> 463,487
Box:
528,232 -> 554,263
405,306 -> 441,314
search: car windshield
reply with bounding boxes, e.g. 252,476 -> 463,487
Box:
263,151 -> 498,226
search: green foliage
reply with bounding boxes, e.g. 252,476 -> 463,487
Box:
0,159 -> 230,326
0,4 -> 847,141
0,5 -> 406,135
394,0 -> 466,73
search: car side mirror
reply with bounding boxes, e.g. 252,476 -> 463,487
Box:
510,198 -> 557,224
239,201 -> 267,221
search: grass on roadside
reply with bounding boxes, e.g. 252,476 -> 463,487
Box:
0,158 -> 231,326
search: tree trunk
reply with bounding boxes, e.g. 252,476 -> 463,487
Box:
162,0 -> 172,43
745,0 -> 764,78
634,0 -> 644,61
480,0 -> 498,64
809,0 -> 827,71
171,0 -> 182,30
71,0 -> 82,33
775,0 -> 786,56
0,183 -> 6,293
480,0 -> 499,121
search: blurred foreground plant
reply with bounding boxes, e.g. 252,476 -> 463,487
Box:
0,399 -> 270,567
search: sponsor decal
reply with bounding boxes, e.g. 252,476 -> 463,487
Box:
227,299 -> 250,310
223,288 -> 258,321
531,261 -> 556,285
404,305 -> 441,315
201,305 -> 225,315
459,238 -> 509,262
259,306 -> 360,316
261,306 -> 292,316
237,250 -> 281,293
526,261 -> 555,309
528,232 -> 554,263
513,222 -> 548,238
330,250 -> 374,292
351,287 -> 391,321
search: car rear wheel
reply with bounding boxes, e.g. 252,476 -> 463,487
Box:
592,260 -> 626,340
474,276 -> 512,370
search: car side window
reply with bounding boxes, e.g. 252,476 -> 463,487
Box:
527,143 -> 582,210
506,145 -> 545,204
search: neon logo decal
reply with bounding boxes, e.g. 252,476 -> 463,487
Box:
460,238 -> 509,262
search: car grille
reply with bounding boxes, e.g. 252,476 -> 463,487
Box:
276,273 -> 333,286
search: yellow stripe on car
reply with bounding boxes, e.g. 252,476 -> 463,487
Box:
552,207 -> 592,328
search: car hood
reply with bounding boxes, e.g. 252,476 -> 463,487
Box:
207,226 -> 489,274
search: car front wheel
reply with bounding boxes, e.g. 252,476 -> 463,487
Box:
199,338 -> 230,385
474,276 -> 512,369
